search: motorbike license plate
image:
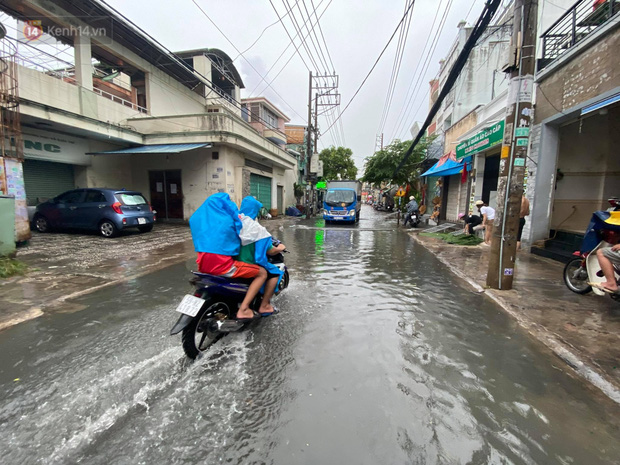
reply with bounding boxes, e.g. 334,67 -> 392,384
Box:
175,295 -> 204,317
138,217 -> 146,225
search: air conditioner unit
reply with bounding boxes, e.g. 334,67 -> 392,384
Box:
501,33 -> 520,73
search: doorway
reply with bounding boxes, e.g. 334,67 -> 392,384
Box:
149,170 -> 183,220
482,153 -> 500,208
277,185 -> 283,215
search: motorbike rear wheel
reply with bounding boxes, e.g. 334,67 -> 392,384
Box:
563,257 -> 592,294
182,298 -> 232,359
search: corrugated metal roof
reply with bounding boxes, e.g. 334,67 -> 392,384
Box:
89,143 -> 211,155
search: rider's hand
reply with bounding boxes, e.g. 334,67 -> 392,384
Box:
612,244 -> 620,252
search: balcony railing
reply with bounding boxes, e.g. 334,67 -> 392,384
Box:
540,0 -> 619,69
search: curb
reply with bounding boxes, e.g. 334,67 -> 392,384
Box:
411,234 -> 620,405
0,252 -> 188,332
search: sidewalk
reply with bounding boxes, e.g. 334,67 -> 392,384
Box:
412,232 -> 620,404
0,218 -> 292,332
0,224 -> 194,331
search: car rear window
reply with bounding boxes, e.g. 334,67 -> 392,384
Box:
116,193 -> 147,205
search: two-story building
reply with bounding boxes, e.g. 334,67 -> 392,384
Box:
0,0 -> 298,223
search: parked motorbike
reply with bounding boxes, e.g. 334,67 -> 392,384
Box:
564,201 -> 620,300
170,240 -> 290,359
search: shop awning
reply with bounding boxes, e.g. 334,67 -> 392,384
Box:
421,155 -> 471,178
581,92 -> 620,116
88,143 -> 212,155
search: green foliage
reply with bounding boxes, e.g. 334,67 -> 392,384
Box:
318,146 -> 358,181
362,136 -> 435,186
0,257 -> 28,278
420,232 -> 483,246
293,182 -> 305,201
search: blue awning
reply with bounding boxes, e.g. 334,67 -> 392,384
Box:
89,143 -> 212,155
421,155 -> 472,177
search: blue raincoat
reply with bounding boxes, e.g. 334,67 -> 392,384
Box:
239,197 -> 284,282
580,210 -> 620,253
189,193 -> 242,255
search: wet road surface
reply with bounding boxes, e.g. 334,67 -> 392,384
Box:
1,205 -> 618,464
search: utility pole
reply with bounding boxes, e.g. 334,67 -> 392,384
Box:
487,0 -> 538,289
305,71 -> 313,217
306,73 -> 340,217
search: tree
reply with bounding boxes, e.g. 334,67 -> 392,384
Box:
362,136 -> 434,189
318,146 -> 358,181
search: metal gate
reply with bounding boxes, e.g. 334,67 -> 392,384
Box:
250,173 -> 272,210
23,159 -> 75,206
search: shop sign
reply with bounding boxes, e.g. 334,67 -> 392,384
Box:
19,129 -> 91,165
456,120 -> 504,161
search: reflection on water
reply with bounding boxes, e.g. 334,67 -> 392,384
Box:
0,206 -> 618,465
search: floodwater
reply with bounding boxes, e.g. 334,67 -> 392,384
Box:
0,205 -> 618,464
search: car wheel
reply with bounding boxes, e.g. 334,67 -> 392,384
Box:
34,215 -> 51,233
138,224 -> 153,233
99,219 -> 118,238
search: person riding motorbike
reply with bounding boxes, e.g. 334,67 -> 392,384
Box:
189,193 -> 268,322
404,196 -> 419,227
236,196 -> 285,318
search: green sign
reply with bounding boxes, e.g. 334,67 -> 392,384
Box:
456,120 -> 504,160
515,127 -> 529,137
316,181 -> 327,189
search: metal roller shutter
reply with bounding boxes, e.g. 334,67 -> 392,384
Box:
249,173 -> 272,210
445,174 -> 460,221
23,159 -> 75,206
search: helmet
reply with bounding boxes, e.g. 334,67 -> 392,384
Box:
475,200 -> 484,206
409,196 -> 415,200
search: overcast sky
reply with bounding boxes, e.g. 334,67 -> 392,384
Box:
106,0 -> 493,171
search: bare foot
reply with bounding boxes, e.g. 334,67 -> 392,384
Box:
237,307 -> 255,319
259,303 -> 274,314
600,281 -> 619,292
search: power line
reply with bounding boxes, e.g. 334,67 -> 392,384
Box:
233,0 -> 302,61
377,0 -> 416,136
390,0 -> 455,142
250,0 -> 333,97
392,0 -> 504,177
319,0 -> 417,140
191,0 -> 307,122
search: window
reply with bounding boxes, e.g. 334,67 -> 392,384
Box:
116,193 -> 147,205
325,190 -> 355,205
56,190 -> 83,204
212,152 -> 219,160
263,107 -> 278,129
84,190 -> 107,203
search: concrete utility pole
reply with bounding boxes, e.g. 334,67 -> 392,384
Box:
487,0 -> 538,289
306,71 -> 313,216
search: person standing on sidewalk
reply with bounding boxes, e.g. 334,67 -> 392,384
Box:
517,195 -> 530,250
473,200 -> 495,245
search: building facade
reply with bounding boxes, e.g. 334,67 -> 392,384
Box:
0,0 -> 298,225
525,0 -> 620,256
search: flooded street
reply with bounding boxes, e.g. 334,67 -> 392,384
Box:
0,205 -> 618,464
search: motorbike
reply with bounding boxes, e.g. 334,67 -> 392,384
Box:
563,199 -> 620,300
170,240 -> 290,359
403,210 -> 420,228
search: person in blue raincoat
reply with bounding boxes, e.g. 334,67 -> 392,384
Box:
189,193 -> 269,321
237,196 -> 286,316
